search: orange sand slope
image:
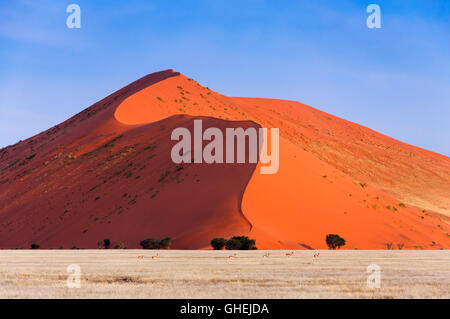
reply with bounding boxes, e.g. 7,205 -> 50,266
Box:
0,69 -> 449,249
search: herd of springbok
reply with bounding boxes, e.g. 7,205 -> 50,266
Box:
137,251 -> 321,260
226,251 -> 320,260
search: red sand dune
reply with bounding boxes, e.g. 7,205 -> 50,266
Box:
0,69 -> 449,249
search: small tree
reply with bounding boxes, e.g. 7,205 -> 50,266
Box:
210,238 -> 227,250
31,243 -> 40,249
325,234 -> 346,250
103,238 -> 111,249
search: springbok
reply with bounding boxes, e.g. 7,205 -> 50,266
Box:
285,251 -> 294,257
137,255 -> 144,259
313,252 -> 320,258
262,253 -> 270,258
151,253 -> 159,259
228,253 -> 237,259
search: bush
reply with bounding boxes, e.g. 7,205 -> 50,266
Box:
386,205 -> 398,211
31,243 -> 40,249
140,238 -> 159,249
210,238 -> 227,250
159,237 -> 172,249
140,237 -> 172,249
225,236 -> 257,250
325,234 -> 346,250
114,242 -> 125,249
97,238 -> 111,249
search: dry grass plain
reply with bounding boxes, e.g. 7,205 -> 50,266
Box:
0,250 -> 448,298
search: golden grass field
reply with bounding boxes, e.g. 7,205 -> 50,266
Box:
0,250 -> 448,298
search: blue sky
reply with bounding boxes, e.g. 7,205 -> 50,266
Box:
0,0 -> 449,155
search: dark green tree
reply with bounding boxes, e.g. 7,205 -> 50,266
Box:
140,238 -> 160,249
326,234 -> 346,250
233,236 -> 256,250
140,237 -> 172,249
210,238 -> 227,250
225,236 -> 257,250
225,238 -> 242,250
